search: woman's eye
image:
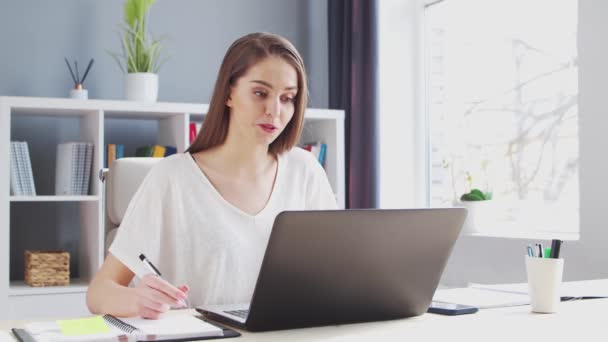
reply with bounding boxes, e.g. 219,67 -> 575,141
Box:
281,95 -> 295,103
254,91 -> 267,98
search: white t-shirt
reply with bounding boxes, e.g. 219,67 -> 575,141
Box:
109,148 -> 337,306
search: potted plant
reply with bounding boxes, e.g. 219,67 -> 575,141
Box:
110,0 -> 166,102
457,187 -> 494,234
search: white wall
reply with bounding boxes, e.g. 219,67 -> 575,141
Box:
378,0 -> 427,209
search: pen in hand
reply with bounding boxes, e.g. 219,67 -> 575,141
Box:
139,253 -> 189,308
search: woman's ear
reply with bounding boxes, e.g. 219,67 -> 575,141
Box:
226,95 -> 233,108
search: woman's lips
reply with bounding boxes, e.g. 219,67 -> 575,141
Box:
258,124 -> 277,133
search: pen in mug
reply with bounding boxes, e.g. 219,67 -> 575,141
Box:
527,245 -> 534,257
550,239 -> 563,258
537,243 -> 544,258
139,253 -> 189,308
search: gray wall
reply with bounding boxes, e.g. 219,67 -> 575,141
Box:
0,0 -> 328,107
3,0 -> 329,280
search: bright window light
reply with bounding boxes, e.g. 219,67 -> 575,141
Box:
425,0 -> 579,236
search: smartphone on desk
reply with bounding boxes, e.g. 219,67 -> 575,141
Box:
428,301 -> 479,315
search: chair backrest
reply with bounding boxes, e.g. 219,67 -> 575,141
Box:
104,157 -> 162,253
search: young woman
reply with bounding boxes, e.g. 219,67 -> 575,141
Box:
86,32 -> 337,319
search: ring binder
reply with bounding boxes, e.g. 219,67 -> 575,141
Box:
103,314 -> 139,334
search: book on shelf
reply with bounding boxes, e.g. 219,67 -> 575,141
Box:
10,141 -> 36,196
106,144 -> 125,168
189,121 -> 204,144
55,142 -> 94,196
152,145 -> 166,157
302,142 -> 327,167
135,145 -> 177,158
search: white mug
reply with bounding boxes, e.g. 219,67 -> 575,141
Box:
525,255 -> 564,313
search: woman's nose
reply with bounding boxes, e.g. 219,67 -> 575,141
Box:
265,97 -> 281,117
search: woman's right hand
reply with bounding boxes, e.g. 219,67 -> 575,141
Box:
133,274 -> 189,319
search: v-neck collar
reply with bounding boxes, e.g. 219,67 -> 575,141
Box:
185,151 -> 282,219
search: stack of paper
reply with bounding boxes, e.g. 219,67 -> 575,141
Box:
433,286 -> 530,309
433,280 -> 608,309
10,141 -> 36,196
55,142 -> 94,195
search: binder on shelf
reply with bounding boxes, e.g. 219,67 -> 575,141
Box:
82,143 -> 94,195
9,142 -> 21,195
21,142 -> 36,195
55,142 -> 94,195
76,143 -> 86,195
10,141 -> 36,196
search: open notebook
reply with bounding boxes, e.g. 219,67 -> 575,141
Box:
14,314 -> 227,342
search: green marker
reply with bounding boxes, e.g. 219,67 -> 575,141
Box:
544,247 -> 552,258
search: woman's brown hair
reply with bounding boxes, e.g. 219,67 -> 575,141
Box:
187,32 -> 308,156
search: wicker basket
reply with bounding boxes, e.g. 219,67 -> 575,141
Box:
24,250 -> 70,286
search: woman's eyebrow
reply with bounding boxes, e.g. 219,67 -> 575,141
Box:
251,80 -> 297,91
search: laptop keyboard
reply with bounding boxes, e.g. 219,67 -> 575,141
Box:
225,309 -> 249,319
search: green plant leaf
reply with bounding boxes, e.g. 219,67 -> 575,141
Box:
110,0 -> 166,74
461,193 -> 484,201
470,189 -> 485,199
124,0 -> 138,28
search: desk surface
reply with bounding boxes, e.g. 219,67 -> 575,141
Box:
2,283 -> 606,341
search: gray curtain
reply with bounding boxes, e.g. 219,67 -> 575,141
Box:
328,0 -> 379,209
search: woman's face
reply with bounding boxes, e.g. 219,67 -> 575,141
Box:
226,56 -> 298,147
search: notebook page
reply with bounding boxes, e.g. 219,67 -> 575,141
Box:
433,287 -> 530,309
24,320 -> 127,342
123,315 -> 223,339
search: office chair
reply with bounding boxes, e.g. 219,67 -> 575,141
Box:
101,157 -> 162,254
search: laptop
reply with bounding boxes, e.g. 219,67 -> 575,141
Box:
197,208 -> 466,331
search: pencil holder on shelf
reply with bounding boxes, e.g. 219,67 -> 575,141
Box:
24,250 -> 70,287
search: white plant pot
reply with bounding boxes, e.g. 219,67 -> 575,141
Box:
125,72 -> 158,102
455,200 -> 494,234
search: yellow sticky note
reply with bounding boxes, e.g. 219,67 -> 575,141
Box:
57,316 -> 110,336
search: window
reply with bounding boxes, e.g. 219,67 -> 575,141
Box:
424,0 -> 579,237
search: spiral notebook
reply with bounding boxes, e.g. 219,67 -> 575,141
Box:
12,313 -> 239,342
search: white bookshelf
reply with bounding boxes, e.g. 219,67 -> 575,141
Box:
0,96 -> 345,319
10,195 -> 100,202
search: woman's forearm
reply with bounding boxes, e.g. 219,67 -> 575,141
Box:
86,278 -> 137,317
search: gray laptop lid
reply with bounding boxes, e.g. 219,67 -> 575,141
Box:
243,208 -> 466,331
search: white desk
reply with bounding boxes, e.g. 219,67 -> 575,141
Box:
2,281 -> 606,341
